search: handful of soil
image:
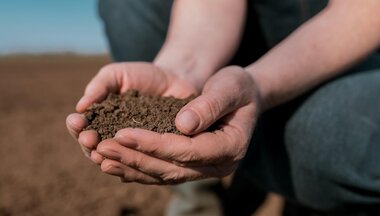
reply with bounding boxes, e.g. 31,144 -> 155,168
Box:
84,90 -> 194,140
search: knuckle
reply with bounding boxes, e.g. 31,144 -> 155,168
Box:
141,143 -> 160,156
125,155 -> 142,168
207,97 -> 222,119
175,150 -> 199,164
196,97 -> 221,126
119,157 -> 128,166
122,173 -> 132,182
224,131 -> 249,163
161,170 -> 186,184
100,161 -> 112,172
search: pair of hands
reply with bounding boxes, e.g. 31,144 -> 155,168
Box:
66,62 -> 261,184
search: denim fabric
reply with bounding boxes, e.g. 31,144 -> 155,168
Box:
98,0 -> 172,61
98,0 -> 268,65
242,55 -> 380,210
253,0 -> 327,47
287,68 -> 380,210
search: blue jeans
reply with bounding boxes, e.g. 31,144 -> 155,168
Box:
242,55 -> 380,211
98,0 -> 380,212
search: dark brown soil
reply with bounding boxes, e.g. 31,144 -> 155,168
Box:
84,90 -> 194,140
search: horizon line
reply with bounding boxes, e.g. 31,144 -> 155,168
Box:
0,51 -> 109,57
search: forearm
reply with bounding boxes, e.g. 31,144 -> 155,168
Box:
154,0 -> 246,91
246,0 -> 380,110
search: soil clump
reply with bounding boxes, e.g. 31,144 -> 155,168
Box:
84,90 -> 194,140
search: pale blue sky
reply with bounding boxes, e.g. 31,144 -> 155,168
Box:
0,0 -> 108,54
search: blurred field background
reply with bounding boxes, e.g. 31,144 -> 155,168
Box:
0,55 -> 171,216
0,0 -> 185,215
0,1 -> 172,214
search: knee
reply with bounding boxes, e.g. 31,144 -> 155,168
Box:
284,80 -> 380,210
284,100 -> 342,210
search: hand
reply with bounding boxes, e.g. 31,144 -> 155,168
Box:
96,66 -> 262,184
66,62 -> 198,163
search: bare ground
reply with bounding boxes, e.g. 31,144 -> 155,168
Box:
0,55 -> 171,216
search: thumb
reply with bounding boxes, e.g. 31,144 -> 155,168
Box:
175,67 -> 252,135
76,64 -> 119,113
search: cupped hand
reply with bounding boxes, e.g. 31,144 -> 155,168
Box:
95,66 -> 262,184
66,62 -> 198,163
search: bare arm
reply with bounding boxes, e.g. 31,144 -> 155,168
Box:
247,0 -> 380,110
70,0 -> 380,184
67,0 -> 247,171
154,0 -> 247,91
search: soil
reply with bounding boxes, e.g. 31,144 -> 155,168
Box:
84,90 -> 194,141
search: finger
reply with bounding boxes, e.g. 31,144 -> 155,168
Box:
100,159 -> 163,184
76,64 -> 120,112
175,67 -> 255,135
101,159 -> 124,176
78,130 -> 100,151
80,145 -> 91,158
114,128 -> 242,167
97,139 -> 217,183
66,113 -> 88,139
90,150 -> 104,165
66,113 -> 92,158
76,63 -> 172,112
116,63 -> 169,96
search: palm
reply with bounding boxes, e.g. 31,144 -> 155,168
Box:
93,66 -> 261,184
66,62 -> 198,160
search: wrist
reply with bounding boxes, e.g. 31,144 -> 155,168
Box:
245,65 -> 275,112
153,47 -> 216,93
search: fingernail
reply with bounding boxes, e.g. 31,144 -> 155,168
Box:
177,110 -> 199,133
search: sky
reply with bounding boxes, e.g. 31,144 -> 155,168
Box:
0,0 -> 108,54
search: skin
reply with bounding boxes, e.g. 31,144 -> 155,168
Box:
154,0 -> 247,91
66,0 -> 380,184
67,62 -> 198,164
